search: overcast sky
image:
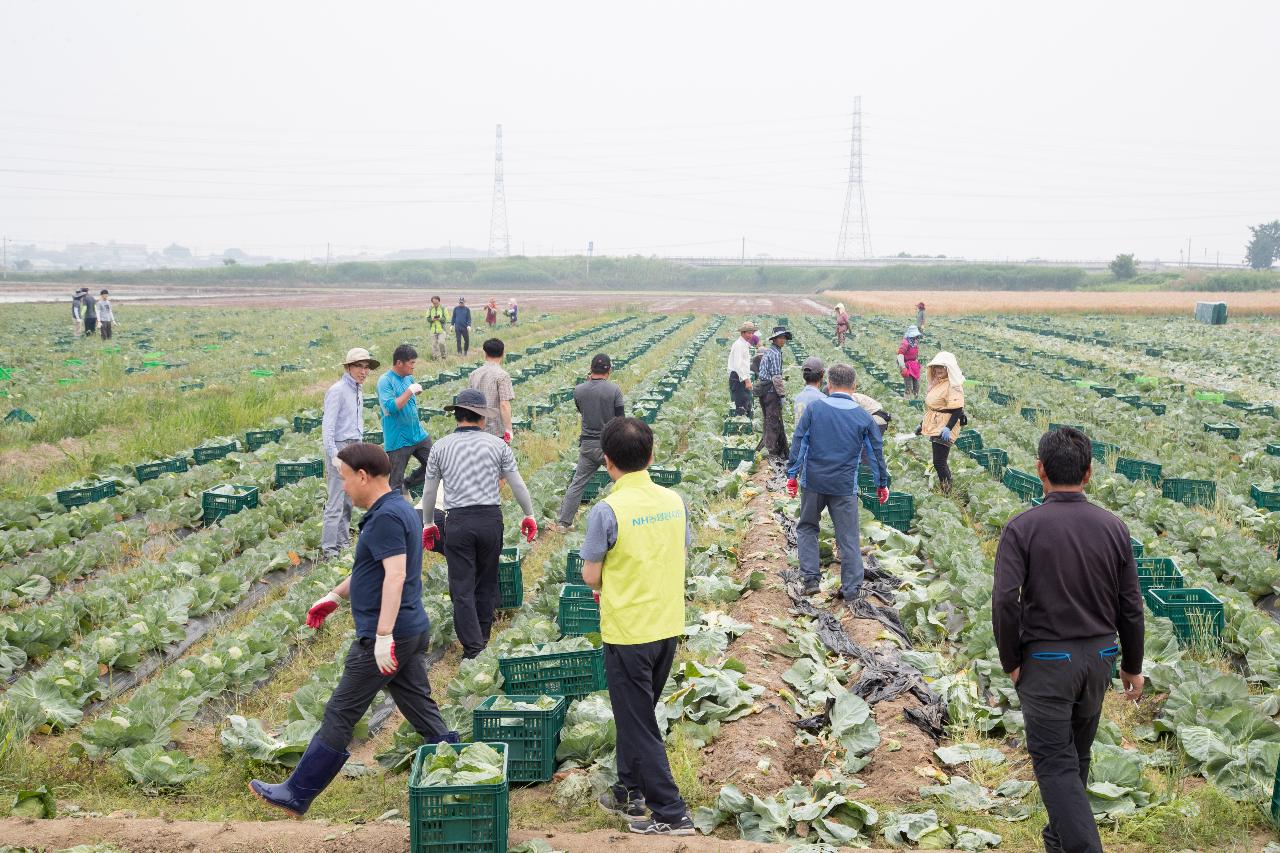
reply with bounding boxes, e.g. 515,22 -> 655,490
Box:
2,1 -> 1277,263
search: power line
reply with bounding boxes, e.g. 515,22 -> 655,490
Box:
836,97 -> 872,259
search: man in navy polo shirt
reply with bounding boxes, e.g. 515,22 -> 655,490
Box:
249,442 -> 455,818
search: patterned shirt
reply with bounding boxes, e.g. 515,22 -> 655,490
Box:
757,345 -> 784,383
321,372 -> 364,459
422,427 -> 533,514
468,362 -> 515,437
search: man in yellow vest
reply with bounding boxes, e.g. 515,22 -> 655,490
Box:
581,417 -> 694,837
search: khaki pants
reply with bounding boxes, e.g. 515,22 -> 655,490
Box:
431,331 -> 446,359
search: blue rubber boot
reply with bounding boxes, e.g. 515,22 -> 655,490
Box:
249,736 -> 348,818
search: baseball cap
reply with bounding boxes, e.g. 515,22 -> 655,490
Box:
445,388 -> 494,419
590,353 -> 612,373
801,356 -> 825,373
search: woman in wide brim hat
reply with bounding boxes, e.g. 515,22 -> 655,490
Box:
768,325 -> 793,341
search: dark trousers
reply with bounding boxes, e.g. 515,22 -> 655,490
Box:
454,326 -> 469,355
1016,635 -> 1114,853
83,316 -> 97,335
604,638 -> 687,823
316,631 -> 447,752
757,388 -> 788,457
557,440 -> 604,526
99,321 -> 113,340
388,437 -> 432,496
931,439 -> 952,487
903,374 -> 919,398
728,373 -> 752,419
442,505 -> 503,657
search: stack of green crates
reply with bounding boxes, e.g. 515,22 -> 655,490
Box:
135,456 -> 188,483
1135,557 -> 1184,595
1115,457 -> 1162,485
859,490 -> 914,532
580,470 -> 611,502
1145,587 -> 1224,646
408,742 -> 508,853
274,459 -> 324,488
498,551 -> 524,610
497,645 -> 606,700
557,584 -> 599,636
201,485 -> 259,525
1161,478 -> 1216,508
245,427 -> 284,451
472,695 -> 568,784
1002,468 -> 1044,503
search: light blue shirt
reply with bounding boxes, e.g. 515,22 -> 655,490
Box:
322,372 -> 364,459
793,385 -> 826,419
378,370 -> 428,452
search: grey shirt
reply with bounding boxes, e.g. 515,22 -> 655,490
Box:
322,372 -> 364,459
420,426 -> 534,516
574,378 -> 625,442
580,493 -> 692,562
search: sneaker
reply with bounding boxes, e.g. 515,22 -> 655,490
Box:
629,815 -> 696,836
801,579 -> 820,596
598,791 -> 646,819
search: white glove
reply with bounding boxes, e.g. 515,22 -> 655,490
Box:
374,633 -> 398,674
896,354 -> 906,370
331,454 -> 342,471
408,382 -> 423,396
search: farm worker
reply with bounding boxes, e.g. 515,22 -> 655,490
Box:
321,348 -> 378,557
581,417 -> 696,837
426,295 -> 448,360
896,325 -> 922,398
71,288 -> 86,335
249,442 -> 457,818
420,389 -> 538,658
992,427 -> 1144,853
484,298 -> 499,327
95,290 -> 115,340
378,343 -> 432,499
451,297 -> 472,356
785,363 -> 888,598
754,325 -> 792,458
916,350 -> 966,495
553,353 -> 625,532
467,338 -> 514,441
81,286 -> 97,336
834,302 -> 850,346
726,321 -> 757,419
915,301 -> 926,330
793,355 -> 827,419
506,298 -> 518,325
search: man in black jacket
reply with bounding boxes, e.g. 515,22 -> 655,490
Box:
992,427 -> 1144,853
451,297 -> 472,356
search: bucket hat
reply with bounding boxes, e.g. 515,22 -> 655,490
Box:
768,325 -> 793,341
341,347 -> 380,369
445,388 -> 495,420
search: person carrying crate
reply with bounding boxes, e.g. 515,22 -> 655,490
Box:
553,353 -> 625,532
420,389 -> 538,659
992,427 -> 1145,853
581,416 -> 695,836
249,442 -> 457,817
785,363 -> 888,600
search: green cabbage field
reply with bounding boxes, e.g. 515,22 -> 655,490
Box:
0,302 -> 1277,853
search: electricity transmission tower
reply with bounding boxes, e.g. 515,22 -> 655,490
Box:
488,124 -> 510,257
836,97 -> 872,259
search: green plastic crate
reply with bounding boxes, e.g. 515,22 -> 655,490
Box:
1116,394 -> 1141,406
1144,587 -> 1224,647
363,396 -> 379,409
527,403 -> 555,420
1090,441 -> 1120,463
1115,457 -> 1162,485
201,485 -> 259,524
192,440 -> 238,464
954,431 -> 983,452
1092,385 -> 1115,398
472,695 -> 568,784
364,429 -> 384,445
579,470 -> 612,503
1130,536 -> 1145,559
1266,443 -> 1280,457
245,427 -> 284,451
135,456 -> 188,483
498,558 -> 524,609
1048,422 -> 1086,434
497,646 -> 606,700
987,389 -> 1013,406
1135,557 -> 1184,595
722,417 -> 754,436
275,459 -> 324,488
1003,468 -> 1044,502
1161,478 -> 1216,508
1194,391 -> 1225,404
859,490 -> 914,532
1020,407 -> 1048,422
857,467 -> 891,491
56,480 -> 118,509
565,550 -> 584,586
908,398 -> 923,410
1141,401 -> 1167,415
557,584 -> 600,637
1251,484 -> 1280,512
1202,422 -> 1240,440
721,445 -> 755,470
649,467 -> 681,486
293,415 -> 323,433
968,447 -> 1008,478
408,741 -> 508,853
3,408 -> 34,423
179,381 -> 204,392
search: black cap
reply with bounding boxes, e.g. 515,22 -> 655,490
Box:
591,354 -> 612,373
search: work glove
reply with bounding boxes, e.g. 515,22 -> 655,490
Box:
877,487 -> 890,505
422,524 -> 440,551
592,590 -> 600,604
896,353 -> 906,371
520,516 -> 538,542
503,430 -> 512,444
330,454 -> 342,471
408,382 -> 423,395
786,478 -> 799,498
306,592 -> 342,629
940,426 -> 953,443
374,633 -> 398,675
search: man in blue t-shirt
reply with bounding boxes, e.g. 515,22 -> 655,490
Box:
249,443 -> 456,818
378,343 -> 432,499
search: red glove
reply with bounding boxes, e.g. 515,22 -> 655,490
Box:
520,516 -> 538,542
877,487 -> 890,505
306,592 -> 341,629
503,431 -> 512,444
592,590 -> 600,604
422,525 -> 440,551
786,478 -> 798,498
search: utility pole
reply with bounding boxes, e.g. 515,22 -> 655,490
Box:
741,237 -> 746,263
325,242 -> 331,272
1187,237 -> 1192,269
1,236 -> 7,280
488,124 -> 510,257
586,240 -> 593,279
836,96 -> 872,259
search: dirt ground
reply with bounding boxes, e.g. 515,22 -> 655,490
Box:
825,288 -> 1280,315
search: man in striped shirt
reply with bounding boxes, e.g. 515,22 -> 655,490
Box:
420,389 -> 538,658
754,325 -> 791,458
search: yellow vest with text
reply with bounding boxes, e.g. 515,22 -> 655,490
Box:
599,471 -> 686,645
